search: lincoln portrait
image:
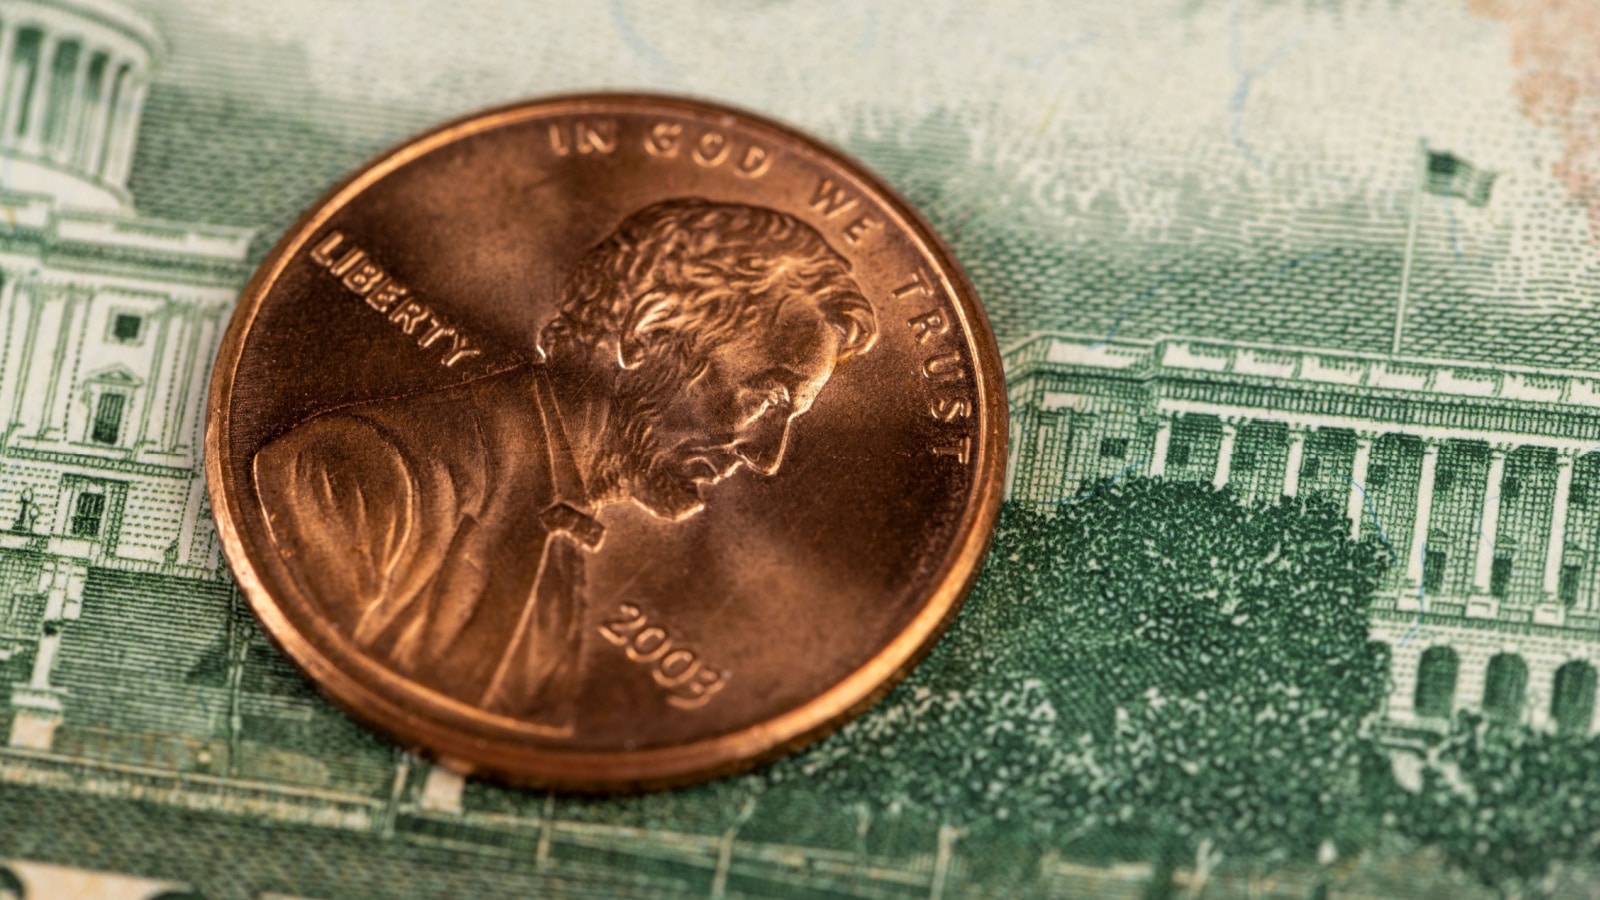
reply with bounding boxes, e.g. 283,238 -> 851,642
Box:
252,199 -> 880,733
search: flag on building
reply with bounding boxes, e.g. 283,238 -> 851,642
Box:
1424,150 -> 1496,207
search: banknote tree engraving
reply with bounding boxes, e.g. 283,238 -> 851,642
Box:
253,198 -> 879,728
796,480 -> 1393,892
1040,481 -> 1388,891
1396,712 -> 1600,899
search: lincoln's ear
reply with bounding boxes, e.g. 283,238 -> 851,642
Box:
618,291 -> 681,369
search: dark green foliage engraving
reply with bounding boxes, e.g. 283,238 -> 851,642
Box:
794,478 -> 1394,893
1397,714 -> 1600,899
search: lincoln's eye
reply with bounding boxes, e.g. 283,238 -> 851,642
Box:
742,384 -> 790,425
760,386 -> 790,419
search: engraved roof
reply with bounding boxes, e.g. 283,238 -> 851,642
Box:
1005,334 -> 1600,407
126,84 -> 375,259
966,227 -> 1600,374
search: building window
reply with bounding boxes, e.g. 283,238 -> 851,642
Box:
1436,468 -> 1456,493
1167,440 -> 1191,469
1552,661 -> 1597,737
1367,464 -> 1389,489
1234,449 -> 1257,472
1423,548 -> 1447,594
1300,457 -> 1321,480
71,492 -> 105,538
1099,437 -> 1128,460
1561,564 -> 1582,608
1482,653 -> 1528,724
1414,645 -> 1459,719
91,392 -> 126,445
1490,555 -> 1513,599
1573,482 -> 1590,510
1502,476 -> 1521,502
110,312 -> 143,343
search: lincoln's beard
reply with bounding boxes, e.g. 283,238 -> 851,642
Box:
587,350 -> 707,522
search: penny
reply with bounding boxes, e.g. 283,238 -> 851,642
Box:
205,93 -> 1006,791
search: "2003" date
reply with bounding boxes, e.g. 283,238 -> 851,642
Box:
598,603 -> 728,709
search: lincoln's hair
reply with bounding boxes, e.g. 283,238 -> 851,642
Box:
541,199 -> 878,367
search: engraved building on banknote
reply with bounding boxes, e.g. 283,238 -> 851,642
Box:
0,0 -> 503,826
0,0 -> 252,748
1007,331 -> 1600,740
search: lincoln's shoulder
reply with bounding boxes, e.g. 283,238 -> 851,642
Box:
252,403 -> 406,493
253,366 -> 540,492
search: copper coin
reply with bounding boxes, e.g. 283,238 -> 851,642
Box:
205,93 -> 1006,791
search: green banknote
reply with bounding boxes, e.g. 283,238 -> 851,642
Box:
1,0 -> 1598,896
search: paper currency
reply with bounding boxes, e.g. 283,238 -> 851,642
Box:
1,0 -> 1596,896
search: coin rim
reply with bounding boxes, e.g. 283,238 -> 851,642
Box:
205,91 -> 1008,791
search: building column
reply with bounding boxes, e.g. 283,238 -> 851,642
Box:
171,307 -> 218,453
1473,444 -> 1512,595
1527,659 -> 1556,733
75,57 -> 107,169
1406,440 -> 1441,583
0,273 -> 28,430
176,473 -> 207,569
1,29 -> 27,141
105,78 -> 147,185
32,287 -> 83,440
1213,418 -> 1239,488
54,41 -> 89,163
0,26 -> 18,142
1347,431 -> 1376,539
20,34 -> 59,155
9,557 -> 86,750
1543,449 -> 1577,597
94,62 -> 130,180
86,61 -> 124,177
135,301 -> 177,449
126,80 -> 150,179
1455,648 -> 1490,712
3,278 -> 40,430
1282,424 -> 1309,497
1148,412 -> 1173,476
15,285 -> 67,435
